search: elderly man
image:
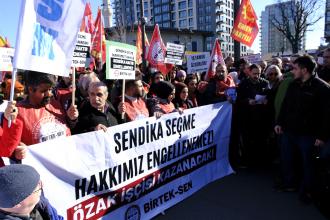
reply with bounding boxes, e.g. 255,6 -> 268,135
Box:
118,79 -> 149,122
0,164 -> 63,219
74,81 -> 119,133
17,71 -> 78,146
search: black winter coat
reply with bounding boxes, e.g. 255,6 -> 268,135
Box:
277,76 -> 330,141
74,101 -> 119,134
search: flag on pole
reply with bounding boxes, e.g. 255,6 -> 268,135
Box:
147,24 -> 168,74
0,36 -> 10,47
13,0 -> 85,77
136,25 -> 150,65
91,8 -> 106,64
231,0 -> 259,47
205,38 -> 225,81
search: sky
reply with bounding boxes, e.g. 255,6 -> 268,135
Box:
0,0 -> 325,53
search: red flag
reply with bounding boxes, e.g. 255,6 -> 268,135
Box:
80,16 -> 87,32
231,0 -> 259,47
136,25 -> 150,65
91,8 -> 106,63
205,38 -> 225,81
147,24 -> 168,74
85,3 -> 94,34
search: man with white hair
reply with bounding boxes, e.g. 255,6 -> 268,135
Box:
74,81 -> 119,134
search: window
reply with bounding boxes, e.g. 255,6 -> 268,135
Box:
188,0 -> 193,7
192,41 -> 197,51
144,2 -> 148,9
198,16 -> 204,23
206,6 -> 211,13
163,22 -> 170,27
179,19 -> 187,27
144,10 -> 148,17
155,15 -> 162,23
179,10 -> 187,18
162,0 -> 169,3
188,9 -> 193,17
154,6 -> 161,14
206,25 -> 211,31
189,18 -> 193,26
205,16 -> 211,23
154,0 -> 161,5
163,13 -> 170,21
172,21 -> 177,28
162,5 -> 169,12
178,1 -> 186,10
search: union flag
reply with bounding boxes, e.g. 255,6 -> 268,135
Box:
231,0 -> 259,47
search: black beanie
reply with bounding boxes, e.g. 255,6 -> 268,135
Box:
0,165 -> 40,208
155,81 -> 175,100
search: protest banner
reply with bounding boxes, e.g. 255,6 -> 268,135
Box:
242,53 -> 261,64
24,102 -> 233,220
106,41 -> 136,80
186,52 -> 210,75
72,32 -> 91,68
0,47 -> 15,71
13,0 -> 85,77
164,42 -> 185,65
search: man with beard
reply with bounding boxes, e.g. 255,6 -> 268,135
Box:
17,71 -> 79,146
118,79 -> 149,122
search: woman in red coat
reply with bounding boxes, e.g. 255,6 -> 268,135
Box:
0,101 -> 24,167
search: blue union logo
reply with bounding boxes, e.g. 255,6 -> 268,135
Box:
31,0 -> 64,60
32,23 -> 58,60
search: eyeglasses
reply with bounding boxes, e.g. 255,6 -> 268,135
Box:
32,182 -> 43,194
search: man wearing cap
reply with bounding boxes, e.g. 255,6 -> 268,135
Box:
0,164 -> 63,220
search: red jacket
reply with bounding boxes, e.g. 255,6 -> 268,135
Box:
0,118 -> 23,167
17,99 -> 71,146
124,97 -> 149,122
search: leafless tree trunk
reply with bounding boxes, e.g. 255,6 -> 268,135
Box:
271,0 -> 323,54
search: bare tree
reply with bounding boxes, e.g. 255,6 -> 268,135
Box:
111,14 -> 127,43
271,0 -> 323,54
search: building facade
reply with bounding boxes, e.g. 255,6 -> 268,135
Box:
325,0 -> 330,42
261,1 -> 306,57
112,0 -> 247,56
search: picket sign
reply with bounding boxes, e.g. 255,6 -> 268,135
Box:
24,102 -> 233,220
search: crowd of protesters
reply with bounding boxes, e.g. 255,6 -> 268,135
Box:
0,49 -> 330,218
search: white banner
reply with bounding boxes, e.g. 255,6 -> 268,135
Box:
106,41 -> 136,80
13,0 -> 85,76
24,102 -> 233,220
164,43 -> 185,65
72,32 -> 91,68
186,52 -> 210,74
0,47 -> 15,71
242,53 -> 261,64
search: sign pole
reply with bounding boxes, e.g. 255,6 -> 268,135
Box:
71,67 -> 76,106
121,79 -> 125,120
8,68 -> 17,127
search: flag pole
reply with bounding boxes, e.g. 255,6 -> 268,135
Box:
71,67 -> 76,106
121,80 -> 125,120
8,68 -> 17,127
99,8 -> 103,71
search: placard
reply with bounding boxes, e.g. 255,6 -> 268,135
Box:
164,43 -> 185,65
106,41 -> 136,80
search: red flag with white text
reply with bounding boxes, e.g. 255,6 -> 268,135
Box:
231,0 -> 259,47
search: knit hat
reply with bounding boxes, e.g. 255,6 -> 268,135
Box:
0,165 -> 40,208
176,70 -> 186,78
155,81 -> 175,100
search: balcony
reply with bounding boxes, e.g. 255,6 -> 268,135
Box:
216,8 -> 226,15
216,28 -> 227,35
216,0 -> 226,6
216,16 -> 226,24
